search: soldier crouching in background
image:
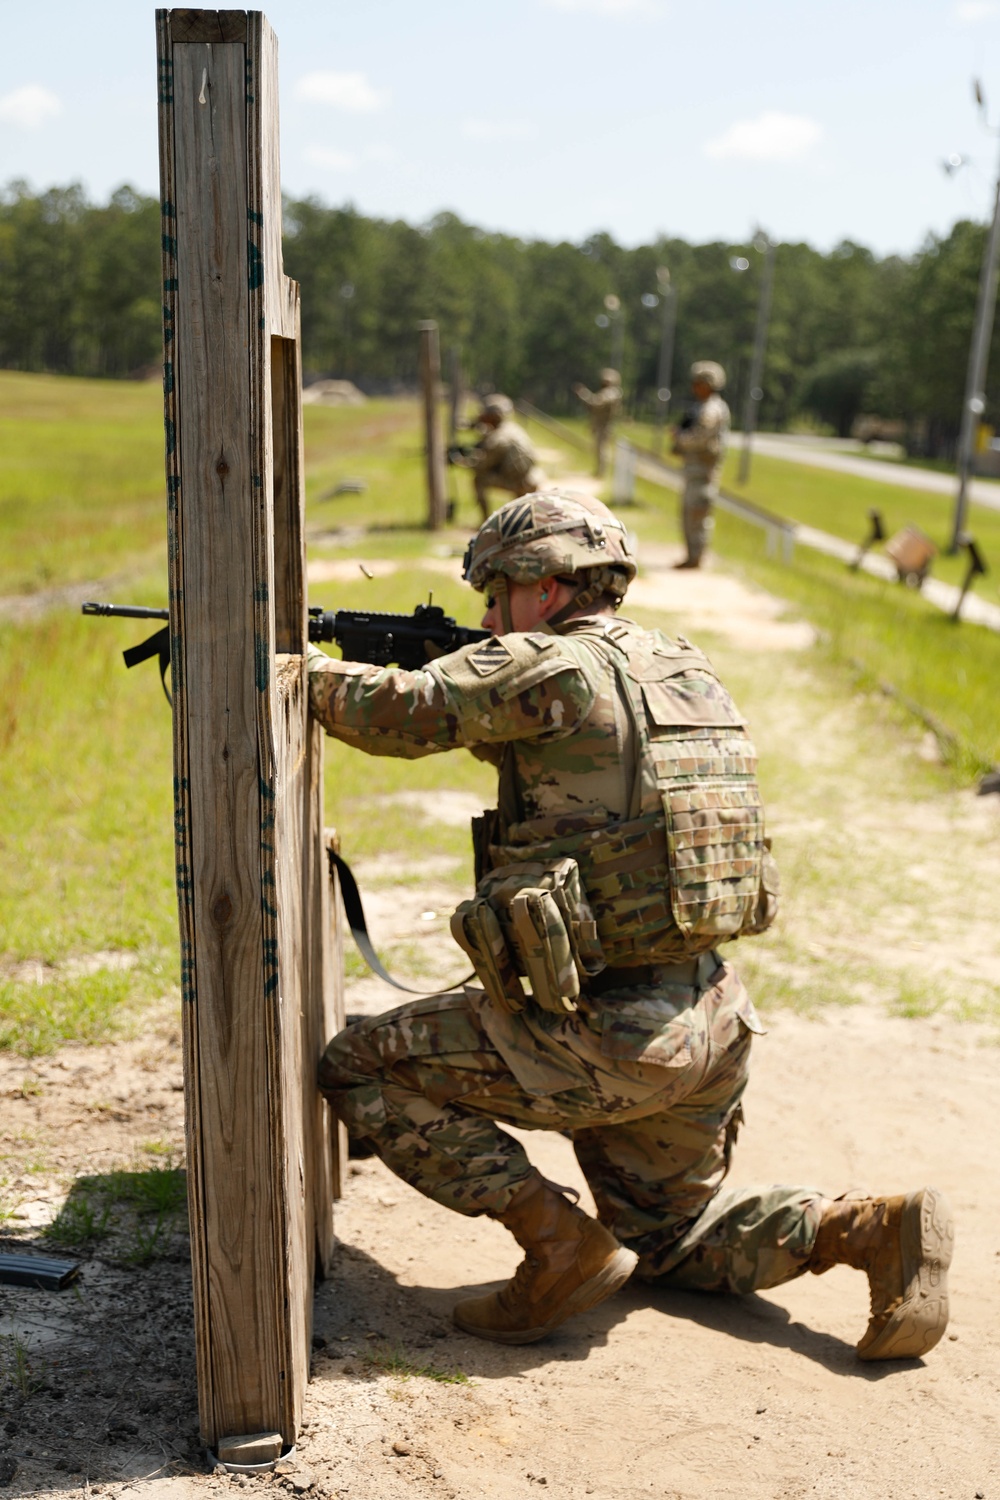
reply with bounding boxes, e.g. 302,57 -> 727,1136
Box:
307,491 -> 953,1357
672,361 -> 730,569
449,394 -> 544,521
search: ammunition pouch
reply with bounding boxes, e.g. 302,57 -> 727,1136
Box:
450,857 -> 605,1017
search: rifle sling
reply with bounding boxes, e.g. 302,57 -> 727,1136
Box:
123,626 -> 172,706
328,849 -> 474,996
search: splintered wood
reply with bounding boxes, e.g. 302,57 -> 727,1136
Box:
156,7 -> 343,1455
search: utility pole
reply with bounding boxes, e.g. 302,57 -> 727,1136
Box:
737,233 -> 776,486
653,266 -> 676,456
950,92 -> 1000,553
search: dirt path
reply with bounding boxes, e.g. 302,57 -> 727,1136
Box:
2,527 -> 999,1500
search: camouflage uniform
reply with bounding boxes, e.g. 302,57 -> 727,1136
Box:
575,371 -> 623,478
674,387 -> 730,565
310,611 -> 825,1291
466,419 -> 544,520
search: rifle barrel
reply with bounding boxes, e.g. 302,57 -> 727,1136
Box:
82,603 -> 170,620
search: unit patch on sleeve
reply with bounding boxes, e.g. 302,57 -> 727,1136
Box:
466,637 -> 515,677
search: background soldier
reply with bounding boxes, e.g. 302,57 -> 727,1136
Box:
449,394 -> 543,521
308,491 -> 953,1357
573,368 -> 622,477
672,360 -> 730,568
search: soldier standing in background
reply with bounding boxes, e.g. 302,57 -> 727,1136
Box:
307,490 -> 953,1358
573,368 -> 623,478
672,361 -> 730,569
449,394 -> 544,521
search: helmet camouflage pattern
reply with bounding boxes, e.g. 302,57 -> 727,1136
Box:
600,368 -> 621,386
479,393 -> 514,419
462,490 -> 637,597
690,360 -> 726,391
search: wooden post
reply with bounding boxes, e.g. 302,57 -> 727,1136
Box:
447,345 -> 463,444
419,320 -> 447,529
156,9 -> 343,1459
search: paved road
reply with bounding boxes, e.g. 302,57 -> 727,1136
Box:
745,433 -> 1000,514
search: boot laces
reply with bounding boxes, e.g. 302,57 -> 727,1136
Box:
499,1251 -> 542,1313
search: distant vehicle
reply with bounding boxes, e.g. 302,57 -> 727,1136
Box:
851,413 -> 906,445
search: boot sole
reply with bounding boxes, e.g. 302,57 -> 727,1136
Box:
452,1247 -> 639,1346
857,1186 -> 954,1361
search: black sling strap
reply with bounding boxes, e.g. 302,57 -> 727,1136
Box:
328,848 -> 473,996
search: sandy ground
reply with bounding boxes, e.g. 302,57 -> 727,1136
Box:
2,529 -> 999,1500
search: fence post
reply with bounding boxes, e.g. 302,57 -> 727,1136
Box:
419,321 -> 447,529
157,8 -> 342,1462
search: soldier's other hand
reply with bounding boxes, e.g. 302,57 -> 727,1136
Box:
307,642 -> 330,673
572,382 -> 586,396
423,639 -> 445,662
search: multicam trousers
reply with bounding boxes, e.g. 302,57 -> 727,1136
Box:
680,463 -> 719,563
319,961 -> 825,1292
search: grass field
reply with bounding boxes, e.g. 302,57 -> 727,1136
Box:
1,372 -> 997,1057
620,414 -> 1000,607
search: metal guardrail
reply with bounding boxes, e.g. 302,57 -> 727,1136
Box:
625,439 -> 797,562
514,399 -> 591,453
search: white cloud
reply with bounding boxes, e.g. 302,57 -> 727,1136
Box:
304,146 -> 358,172
462,119 -> 537,143
294,71 -> 388,113
0,84 -> 62,130
544,0 -> 662,12
956,1 -> 1000,20
704,110 -> 822,163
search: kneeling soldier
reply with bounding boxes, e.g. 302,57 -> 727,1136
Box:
308,491 -> 953,1354
450,394 -> 544,521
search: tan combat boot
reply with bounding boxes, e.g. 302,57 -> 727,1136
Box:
452,1174 -> 638,1345
809,1186 -> 954,1360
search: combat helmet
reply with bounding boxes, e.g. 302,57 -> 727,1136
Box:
478,393 -> 514,420
600,368 -> 621,387
690,360 -> 726,392
463,490 -> 636,630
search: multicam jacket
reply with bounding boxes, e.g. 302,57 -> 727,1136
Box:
468,419 -> 542,490
308,615 -> 773,965
674,393 -> 731,472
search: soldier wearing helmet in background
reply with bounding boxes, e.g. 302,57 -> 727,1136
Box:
448,393 -> 544,521
307,490 -> 953,1357
573,368 -> 623,477
672,360 -> 730,568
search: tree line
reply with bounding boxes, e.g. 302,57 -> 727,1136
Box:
1,178 -> 995,456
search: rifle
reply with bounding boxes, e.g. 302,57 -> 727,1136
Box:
82,600 -> 489,703
446,443 -> 473,465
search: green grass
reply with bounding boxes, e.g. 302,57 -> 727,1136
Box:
622,412 -> 1000,607
710,503 -> 999,776
0,572 -> 178,1052
614,458 -> 1000,777
364,1340 -> 472,1385
0,969 -> 138,1056
43,1163 -> 187,1264
2,377 -> 998,1054
1,1332 -> 46,1397
0,372 -> 167,595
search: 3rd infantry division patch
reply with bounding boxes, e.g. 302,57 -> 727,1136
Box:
467,637 -> 515,676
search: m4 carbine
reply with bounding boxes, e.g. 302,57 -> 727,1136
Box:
82,600 -> 489,703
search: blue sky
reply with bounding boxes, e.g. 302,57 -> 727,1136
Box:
1,0 -> 999,255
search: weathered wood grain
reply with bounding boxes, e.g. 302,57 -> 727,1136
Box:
419,320 -> 447,530
158,8 -> 342,1455
271,334 -> 305,655
167,9 -> 247,44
